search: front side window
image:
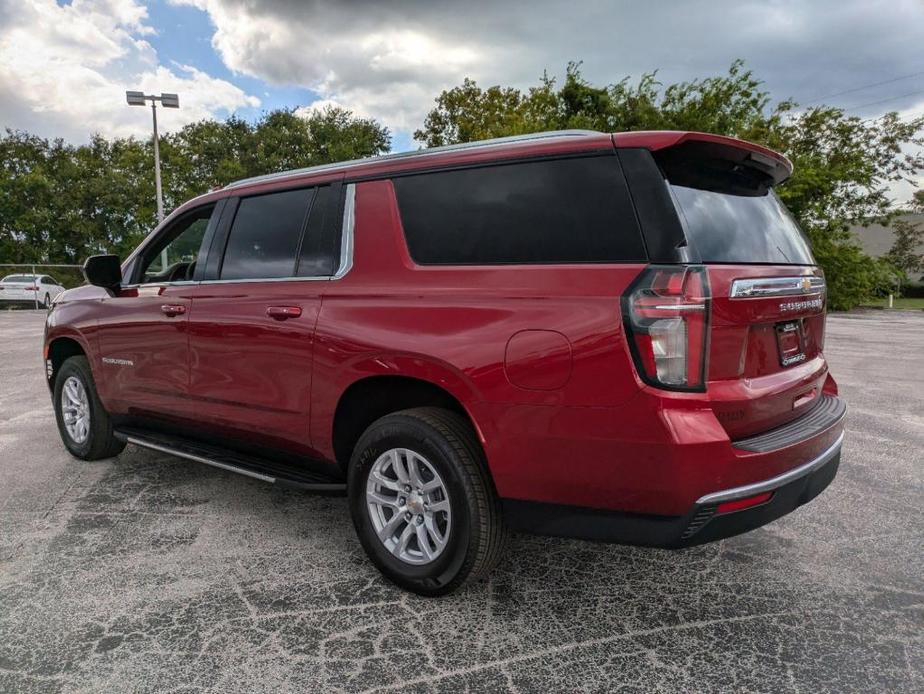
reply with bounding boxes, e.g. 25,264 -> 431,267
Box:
138,205 -> 214,284
393,155 -> 646,265
220,188 -> 314,280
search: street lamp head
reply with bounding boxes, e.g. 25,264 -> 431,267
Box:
126,91 -> 146,106
160,93 -> 180,108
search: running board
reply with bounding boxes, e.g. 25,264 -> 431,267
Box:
114,427 -> 346,494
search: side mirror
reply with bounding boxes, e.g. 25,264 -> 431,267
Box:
83,254 -> 122,290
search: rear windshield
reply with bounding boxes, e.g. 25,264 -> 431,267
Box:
668,183 -> 814,265
1,275 -> 35,282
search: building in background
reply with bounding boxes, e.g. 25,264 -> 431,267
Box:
851,213 -> 924,287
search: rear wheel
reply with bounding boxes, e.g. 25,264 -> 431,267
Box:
53,356 -> 125,460
348,407 -> 506,596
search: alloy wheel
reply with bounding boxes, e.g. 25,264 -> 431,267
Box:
365,448 -> 452,565
61,376 -> 90,444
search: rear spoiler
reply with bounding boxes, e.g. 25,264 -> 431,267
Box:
613,131 -> 792,188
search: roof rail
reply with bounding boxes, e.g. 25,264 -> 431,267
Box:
223,129 -> 603,190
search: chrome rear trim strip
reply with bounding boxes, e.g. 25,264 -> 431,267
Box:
333,183 -> 355,280
730,276 -> 825,298
696,431 -> 844,505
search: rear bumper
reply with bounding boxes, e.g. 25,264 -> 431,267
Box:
0,297 -> 42,306
503,432 -> 843,547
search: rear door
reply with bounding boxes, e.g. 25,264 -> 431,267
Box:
645,141 -> 827,439
186,181 -> 343,455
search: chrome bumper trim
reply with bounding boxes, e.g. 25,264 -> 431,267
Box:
696,431 -> 845,506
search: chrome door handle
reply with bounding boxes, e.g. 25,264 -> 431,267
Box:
160,304 -> 187,317
266,306 -> 302,320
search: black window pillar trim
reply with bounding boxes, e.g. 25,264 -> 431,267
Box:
617,148 -> 699,265
191,198 -> 227,283
201,196 -> 239,282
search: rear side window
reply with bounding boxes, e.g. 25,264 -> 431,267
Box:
393,155 -> 646,264
221,189 -> 314,280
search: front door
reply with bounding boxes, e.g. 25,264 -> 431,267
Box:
95,202 -> 221,420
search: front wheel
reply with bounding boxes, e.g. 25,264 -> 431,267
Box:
43,293 -> 50,309
348,407 -> 506,596
53,356 -> 126,460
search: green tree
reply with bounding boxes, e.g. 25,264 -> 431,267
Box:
0,106 -> 390,265
909,189 -> 924,214
415,61 -> 924,309
885,218 -> 924,281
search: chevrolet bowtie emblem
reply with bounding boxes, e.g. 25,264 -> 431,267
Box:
801,278 -> 812,291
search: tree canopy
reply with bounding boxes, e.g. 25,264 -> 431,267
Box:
416,61 -> 924,309
0,107 -> 389,264
2,62 -> 924,308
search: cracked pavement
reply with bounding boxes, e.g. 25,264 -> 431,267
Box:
0,309 -> 922,693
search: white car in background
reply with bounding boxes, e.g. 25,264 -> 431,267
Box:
0,274 -> 66,308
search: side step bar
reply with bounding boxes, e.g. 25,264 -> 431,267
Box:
114,427 -> 346,495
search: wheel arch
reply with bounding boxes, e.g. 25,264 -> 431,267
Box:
46,335 -> 88,391
330,373 -> 486,473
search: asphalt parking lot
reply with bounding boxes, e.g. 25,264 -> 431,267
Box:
0,309 -> 921,693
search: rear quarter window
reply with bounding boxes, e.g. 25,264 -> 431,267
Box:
393,155 -> 646,265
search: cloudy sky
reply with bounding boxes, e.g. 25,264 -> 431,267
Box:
2,0 -> 924,196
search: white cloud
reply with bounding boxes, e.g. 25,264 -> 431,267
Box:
0,0 -> 260,141
170,0 -> 924,142
171,0 -> 495,132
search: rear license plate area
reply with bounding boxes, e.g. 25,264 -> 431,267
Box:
776,320 -> 805,367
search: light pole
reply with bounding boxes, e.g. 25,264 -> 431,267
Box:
126,91 -> 179,224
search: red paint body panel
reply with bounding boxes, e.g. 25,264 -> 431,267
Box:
504,330 -> 573,391
45,130 -> 844,526
184,281 -> 323,457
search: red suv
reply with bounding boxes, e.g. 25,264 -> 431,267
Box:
45,130 -> 845,595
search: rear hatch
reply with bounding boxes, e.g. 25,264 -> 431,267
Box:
629,137 -> 829,440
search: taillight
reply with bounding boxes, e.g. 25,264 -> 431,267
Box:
622,265 -> 710,391
25,286 -> 38,291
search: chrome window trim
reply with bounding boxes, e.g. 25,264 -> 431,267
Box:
332,183 -> 355,280
125,183 -> 356,287
696,431 -> 844,505
195,276 -> 331,286
730,276 -> 825,299
119,280 -> 198,290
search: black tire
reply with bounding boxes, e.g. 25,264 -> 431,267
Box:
348,407 -> 506,596
43,293 -> 50,309
53,356 -> 126,460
